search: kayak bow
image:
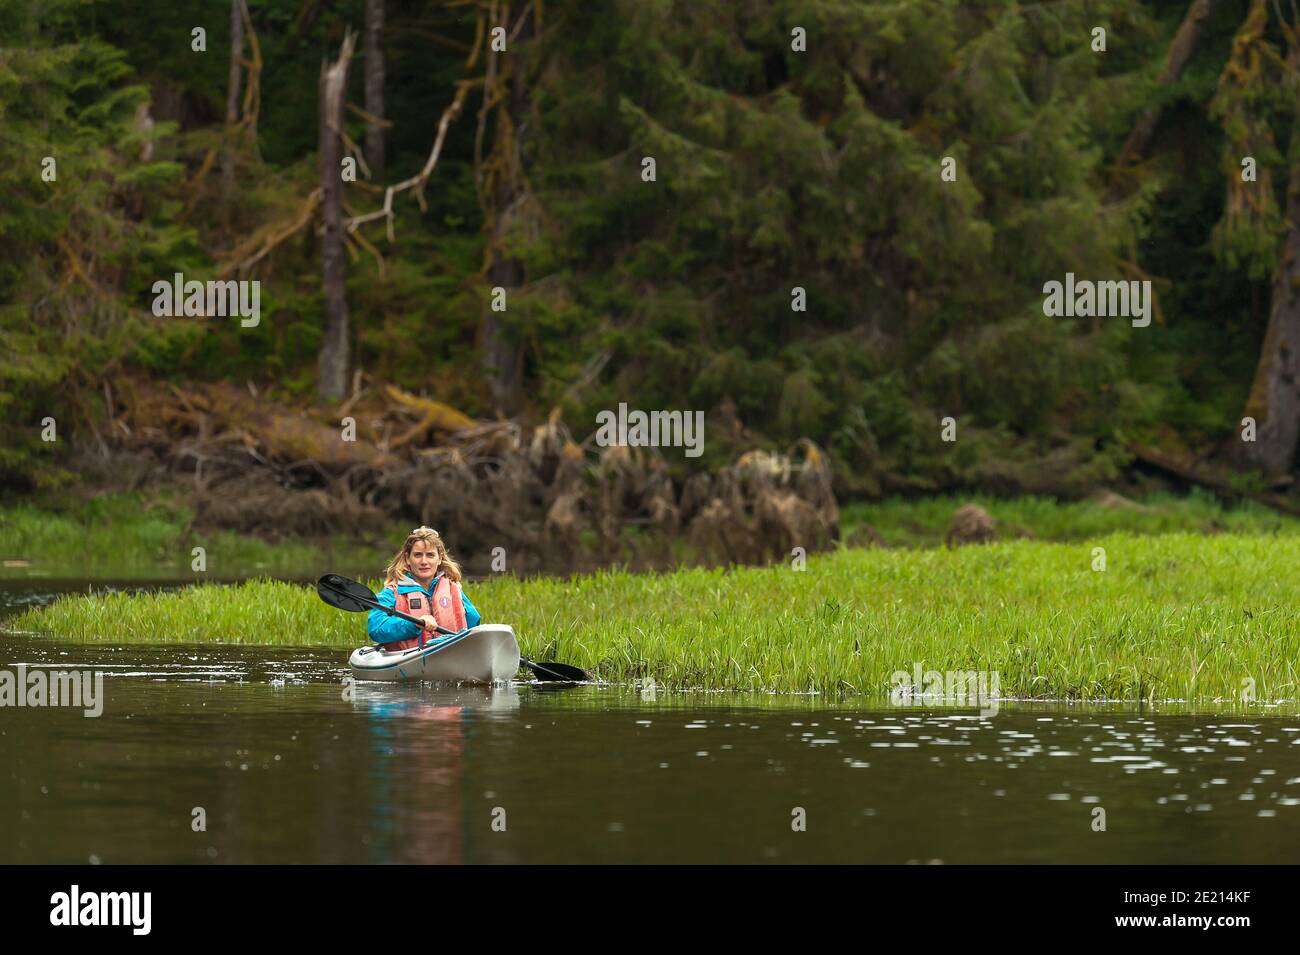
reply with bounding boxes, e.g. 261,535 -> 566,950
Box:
348,624 -> 521,683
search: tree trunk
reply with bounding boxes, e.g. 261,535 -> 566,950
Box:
364,0 -> 385,180
1116,0 -> 1221,167
1238,156 -> 1300,476
481,2 -> 535,416
318,31 -> 356,402
222,0 -> 244,228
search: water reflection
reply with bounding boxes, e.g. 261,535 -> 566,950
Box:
351,685 -> 518,863
4,635 -> 1300,863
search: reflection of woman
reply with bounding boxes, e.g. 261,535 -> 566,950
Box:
360,698 -> 465,864
367,526 -> 481,651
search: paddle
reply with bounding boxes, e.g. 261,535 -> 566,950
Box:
316,574 -> 589,682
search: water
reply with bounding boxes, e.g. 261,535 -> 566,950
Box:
4,582 -> 1300,863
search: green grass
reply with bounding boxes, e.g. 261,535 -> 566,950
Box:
0,491 -> 392,579
839,488 -> 1300,547
11,531 -> 1300,703
3,488 -> 1290,580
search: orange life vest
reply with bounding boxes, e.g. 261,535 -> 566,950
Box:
386,574 -> 468,651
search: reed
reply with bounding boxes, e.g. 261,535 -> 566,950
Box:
0,492 -> 392,578
839,488 -> 1300,547
11,531 -> 1300,703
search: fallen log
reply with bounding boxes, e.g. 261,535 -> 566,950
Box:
1126,443 -> 1300,517
102,374 -> 841,572
384,384 -> 478,447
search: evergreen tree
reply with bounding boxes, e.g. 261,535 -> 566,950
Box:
0,0 -> 193,487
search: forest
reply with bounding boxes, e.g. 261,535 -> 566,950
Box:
3,0 -> 1299,570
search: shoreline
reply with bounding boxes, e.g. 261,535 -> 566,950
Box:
4,487 -> 1296,579
9,528 -> 1300,703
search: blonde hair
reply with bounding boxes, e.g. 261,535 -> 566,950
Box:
384,526 -> 463,585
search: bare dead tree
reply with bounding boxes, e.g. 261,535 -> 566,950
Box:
222,0 -> 245,230
365,0 -> 386,181
1117,0 -> 1223,168
343,83 -> 471,244
318,30 -> 357,402
479,0 -> 540,416
1237,8 -> 1300,478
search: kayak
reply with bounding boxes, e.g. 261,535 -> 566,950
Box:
348,624 -> 521,683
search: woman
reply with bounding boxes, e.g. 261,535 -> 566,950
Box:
368,526 -> 481,651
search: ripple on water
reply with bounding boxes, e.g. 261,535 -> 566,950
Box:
9,633 -> 1300,862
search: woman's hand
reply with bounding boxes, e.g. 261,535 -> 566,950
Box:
419,615 -> 439,633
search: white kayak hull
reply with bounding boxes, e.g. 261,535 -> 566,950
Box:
348,624 -> 521,683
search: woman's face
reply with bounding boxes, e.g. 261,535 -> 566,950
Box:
409,540 -> 440,579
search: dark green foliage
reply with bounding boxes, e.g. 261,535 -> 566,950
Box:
524,0 -> 1171,490
0,0 -> 1289,496
0,3 -> 194,486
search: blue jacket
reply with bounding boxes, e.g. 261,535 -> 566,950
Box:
367,574 -> 481,644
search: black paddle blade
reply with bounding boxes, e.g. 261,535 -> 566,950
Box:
316,574 -> 379,613
520,657 -> 590,682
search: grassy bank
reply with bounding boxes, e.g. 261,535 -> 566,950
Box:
839,489 -> 1300,547
0,492 -> 393,579
11,532 -> 1300,703
3,488 -> 1293,580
